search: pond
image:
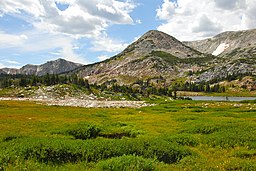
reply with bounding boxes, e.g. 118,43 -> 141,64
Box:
186,96 -> 256,102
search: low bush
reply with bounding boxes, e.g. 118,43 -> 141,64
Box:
96,155 -> 158,171
224,159 -> 256,171
1,134 -> 23,142
162,134 -> 199,147
55,122 -> 142,140
203,123 -> 256,148
0,137 -> 194,168
56,122 -> 101,140
182,124 -> 223,134
233,150 -> 256,159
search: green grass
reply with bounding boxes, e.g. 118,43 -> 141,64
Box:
0,99 -> 255,170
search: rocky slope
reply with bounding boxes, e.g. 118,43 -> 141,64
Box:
70,30 -> 214,85
0,68 -> 20,75
0,58 -> 83,76
184,29 -> 256,83
183,28 -> 256,56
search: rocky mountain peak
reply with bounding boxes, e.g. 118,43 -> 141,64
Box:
139,30 -> 176,41
122,30 -> 203,58
46,58 -> 67,64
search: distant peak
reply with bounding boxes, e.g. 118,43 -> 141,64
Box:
48,58 -> 66,62
56,58 -> 66,61
137,30 -> 179,44
141,30 -> 169,38
144,30 -> 161,34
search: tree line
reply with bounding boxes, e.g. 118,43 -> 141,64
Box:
0,74 -> 225,99
0,74 -> 89,89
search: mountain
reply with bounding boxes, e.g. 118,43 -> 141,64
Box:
70,30 -> 214,85
1,29 -> 255,87
0,58 -> 83,76
0,68 -> 19,75
184,29 -> 256,83
183,28 -> 256,56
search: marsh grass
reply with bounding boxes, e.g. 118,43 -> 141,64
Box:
0,99 -> 255,170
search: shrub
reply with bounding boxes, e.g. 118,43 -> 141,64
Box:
96,155 -> 157,171
203,123 -> 256,148
224,159 -> 256,171
59,122 -> 101,140
162,134 -> 199,147
182,124 -> 223,134
233,150 -> 256,159
2,134 -> 23,142
0,137 -> 194,167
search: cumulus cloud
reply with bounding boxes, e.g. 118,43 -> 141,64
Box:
157,0 -> 256,41
214,0 -> 246,10
90,33 -> 129,53
0,0 -> 136,64
156,0 -> 177,20
0,0 -> 136,37
192,15 -> 222,35
0,30 -> 88,64
0,0 -> 44,17
0,32 -> 28,48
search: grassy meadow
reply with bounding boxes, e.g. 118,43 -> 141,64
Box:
0,98 -> 256,170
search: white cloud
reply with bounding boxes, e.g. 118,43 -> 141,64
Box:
0,0 -> 137,63
91,33 -> 129,53
214,0 -> 246,10
157,0 -> 256,41
0,59 -> 21,68
191,15 -> 222,35
58,43 -> 88,64
0,30 -> 88,65
28,0 -> 136,38
156,0 -> 177,20
0,63 -> 5,68
135,19 -> 142,24
0,59 -> 20,65
97,55 -> 110,61
0,32 -> 28,48
0,0 -> 44,17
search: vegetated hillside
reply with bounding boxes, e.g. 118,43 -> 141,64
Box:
70,30 -> 215,85
0,58 -> 83,76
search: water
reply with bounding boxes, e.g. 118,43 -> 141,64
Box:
186,96 -> 256,102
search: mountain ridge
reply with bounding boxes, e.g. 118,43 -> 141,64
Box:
183,28 -> 256,56
70,29 -> 255,86
0,58 -> 83,76
1,29 -> 255,87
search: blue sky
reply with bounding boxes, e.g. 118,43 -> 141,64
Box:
0,0 -> 255,68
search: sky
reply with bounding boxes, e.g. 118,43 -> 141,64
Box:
0,0 -> 255,68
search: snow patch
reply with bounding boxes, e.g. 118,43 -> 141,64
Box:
212,43 -> 229,56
